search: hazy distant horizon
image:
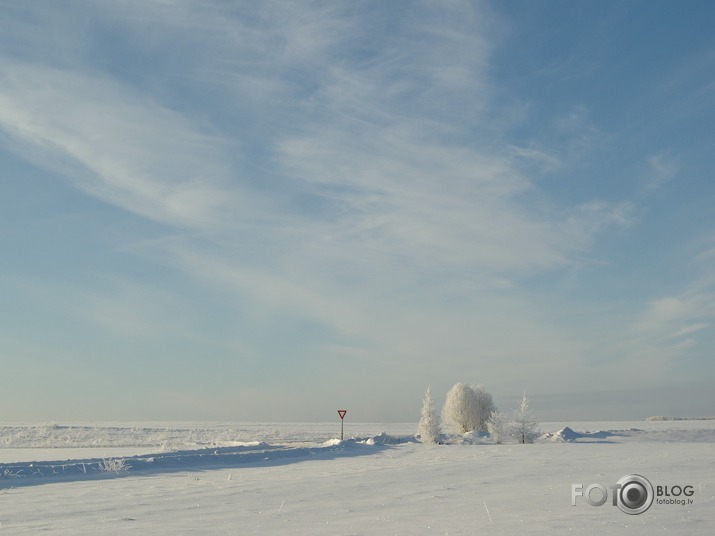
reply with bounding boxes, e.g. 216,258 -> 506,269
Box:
4,380 -> 714,424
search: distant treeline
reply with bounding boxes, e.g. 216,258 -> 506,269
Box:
645,416 -> 715,421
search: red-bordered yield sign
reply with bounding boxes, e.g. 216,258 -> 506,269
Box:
337,409 -> 347,440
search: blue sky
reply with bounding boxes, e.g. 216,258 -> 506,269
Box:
1,1 -> 714,422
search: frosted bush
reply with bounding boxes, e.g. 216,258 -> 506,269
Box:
486,410 -> 507,444
98,458 -> 131,474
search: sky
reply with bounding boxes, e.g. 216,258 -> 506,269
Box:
1,1 -> 714,423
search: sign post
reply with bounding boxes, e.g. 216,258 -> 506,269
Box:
337,409 -> 347,440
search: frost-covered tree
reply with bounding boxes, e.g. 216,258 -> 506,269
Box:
442,383 -> 496,434
486,410 -> 506,444
509,392 -> 540,444
473,384 -> 496,432
417,385 -> 441,443
442,383 -> 480,434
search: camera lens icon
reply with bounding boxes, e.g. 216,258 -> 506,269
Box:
616,474 -> 654,515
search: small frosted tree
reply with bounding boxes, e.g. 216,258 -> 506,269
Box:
417,385 -> 441,443
509,392 -> 540,444
473,385 -> 496,432
486,410 -> 506,444
442,383 -> 479,434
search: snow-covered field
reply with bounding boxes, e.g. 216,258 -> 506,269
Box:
1,420 -> 713,534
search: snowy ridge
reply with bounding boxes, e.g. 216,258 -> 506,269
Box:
0,435 -> 402,487
0,422 -> 417,449
543,427 -> 619,443
543,425 -> 715,443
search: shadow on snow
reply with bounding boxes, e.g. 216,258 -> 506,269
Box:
0,437 -> 400,489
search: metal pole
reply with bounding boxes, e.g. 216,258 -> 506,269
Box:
341,418 -> 344,441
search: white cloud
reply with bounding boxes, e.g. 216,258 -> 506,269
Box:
0,60 -> 244,229
0,1 -> 641,353
616,289 -> 713,379
635,295 -> 713,340
646,151 -> 679,190
509,145 -> 564,173
0,2 -> 631,287
171,247 -> 366,339
666,323 -> 710,340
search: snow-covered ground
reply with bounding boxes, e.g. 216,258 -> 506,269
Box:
0,421 -> 713,534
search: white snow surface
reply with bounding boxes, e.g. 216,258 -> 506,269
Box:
0,420 -> 713,534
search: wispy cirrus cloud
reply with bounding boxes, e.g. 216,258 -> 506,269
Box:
0,1 -> 636,346
610,286 -> 714,383
0,60 -> 239,229
645,151 -> 680,191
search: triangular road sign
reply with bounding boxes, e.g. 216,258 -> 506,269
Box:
337,410 -> 347,419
